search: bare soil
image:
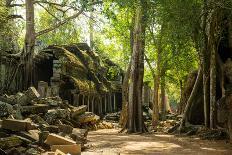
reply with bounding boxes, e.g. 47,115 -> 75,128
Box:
82,129 -> 232,155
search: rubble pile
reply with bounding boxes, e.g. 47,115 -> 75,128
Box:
147,114 -> 182,133
103,112 -> 120,122
0,87 -> 100,155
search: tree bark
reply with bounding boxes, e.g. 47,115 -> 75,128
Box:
89,7 -> 94,49
119,61 -> 131,127
179,68 -> 203,131
24,0 -> 35,87
126,1 -> 147,133
210,43 -> 216,129
202,0 -> 210,128
119,14 -> 135,128
209,10 -> 217,129
160,74 -> 166,121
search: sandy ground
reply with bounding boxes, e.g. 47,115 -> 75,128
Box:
82,129 -> 232,155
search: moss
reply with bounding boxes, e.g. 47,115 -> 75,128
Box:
43,44 -> 122,94
70,76 -> 97,93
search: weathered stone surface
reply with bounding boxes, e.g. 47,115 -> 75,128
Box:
71,105 -> 87,119
58,124 -> 73,134
1,119 -> 36,131
0,136 -> 23,149
0,101 -> 13,117
76,112 -> 100,124
25,148 -> 40,155
5,146 -> 27,155
29,114 -> 48,125
16,130 -> 40,142
43,125 -> 59,133
45,133 -> 76,145
55,149 -> 66,155
21,104 -> 49,114
45,109 -> 70,124
51,144 -> 81,155
12,104 -> 23,120
38,81 -> 48,98
26,87 -> 40,100
39,131 -> 49,145
14,92 -> 28,106
28,130 -> 40,141
70,128 -> 88,146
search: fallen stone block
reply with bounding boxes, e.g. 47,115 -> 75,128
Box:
76,112 -> 100,124
14,92 -> 29,106
12,104 -> 23,120
45,133 -> 76,145
55,149 -> 66,155
39,131 -> 49,145
71,105 -> 87,119
0,101 -> 13,117
5,147 -> 26,155
16,130 -> 40,142
58,124 -> 73,134
70,128 -> 88,146
25,148 -> 40,155
28,130 -> 40,141
21,104 -> 49,114
29,114 -> 48,125
1,119 -> 36,131
42,152 -> 55,155
45,109 -> 70,124
0,95 -> 14,105
43,125 -> 59,133
38,81 -> 48,98
0,136 -> 23,149
51,144 -> 81,155
26,87 -> 40,100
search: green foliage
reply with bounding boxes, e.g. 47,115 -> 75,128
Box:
36,6 -> 82,46
0,3 -> 19,52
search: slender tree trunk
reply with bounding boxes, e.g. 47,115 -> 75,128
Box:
119,61 -> 131,127
119,14 -> 135,128
209,10 -> 217,129
202,0 -> 210,128
160,74 -> 166,121
151,25 -> 163,126
152,75 -> 160,125
178,80 -> 183,114
24,0 -> 35,88
89,8 -> 94,49
179,68 -> 203,131
210,43 -> 216,129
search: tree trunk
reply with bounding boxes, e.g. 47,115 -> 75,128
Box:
89,8 -> 94,49
179,68 -> 203,131
152,75 -> 160,125
210,43 -> 216,129
126,1 -> 147,133
119,61 -> 131,127
178,80 -> 183,114
202,0 -> 210,128
119,14 -> 135,128
24,0 -> 35,88
151,25 -> 163,126
209,10 -> 217,129
160,74 -> 166,121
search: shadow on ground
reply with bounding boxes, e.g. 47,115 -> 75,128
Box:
82,129 -> 232,155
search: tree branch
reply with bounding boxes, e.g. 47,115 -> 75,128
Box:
144,54 -> 156,78
35,1 -> 103,38
7,15 -> 24,19
37,3 -> 60,21
35,8 -> 84,37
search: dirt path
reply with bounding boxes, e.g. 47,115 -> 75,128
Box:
82,129 -> 232,155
